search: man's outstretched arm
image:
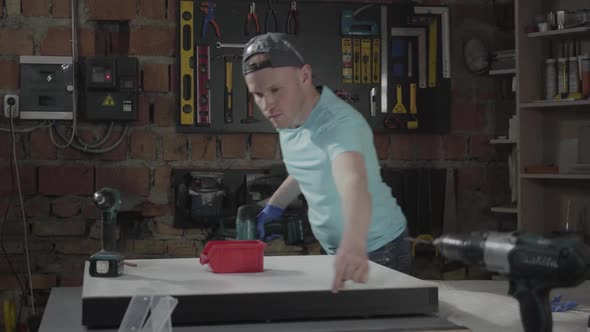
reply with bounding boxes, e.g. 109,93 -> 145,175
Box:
330,151 -> 371,293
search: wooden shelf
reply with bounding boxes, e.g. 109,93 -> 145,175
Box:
489,68 -> 516,75
490,205 -> 518,214
521,173 -> 590,180
520,99 -> 590,108
490,138 -> 517,144
527,26 -> 590,39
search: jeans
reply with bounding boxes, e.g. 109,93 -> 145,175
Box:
367,227 -> 412,274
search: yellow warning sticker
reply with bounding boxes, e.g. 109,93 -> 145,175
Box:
102,95 -> 116,107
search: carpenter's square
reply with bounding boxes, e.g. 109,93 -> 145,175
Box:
414,6 -> 451,79
391,27 -> 426,88
179,0 -> 195,126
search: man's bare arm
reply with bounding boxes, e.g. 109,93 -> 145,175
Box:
264,175 -> 302,209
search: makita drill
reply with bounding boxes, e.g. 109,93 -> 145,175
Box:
432,231 -> 590,332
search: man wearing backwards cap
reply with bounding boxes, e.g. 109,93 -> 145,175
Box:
242,33 -> 410,293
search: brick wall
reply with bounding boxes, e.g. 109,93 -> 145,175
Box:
0,0 -> 513,324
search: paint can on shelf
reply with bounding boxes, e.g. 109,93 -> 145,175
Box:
581,55 -> 590,98
545,58 -> 557,100
557,57 -> 568,97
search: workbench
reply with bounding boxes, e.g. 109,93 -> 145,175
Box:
38,255 -> 590,332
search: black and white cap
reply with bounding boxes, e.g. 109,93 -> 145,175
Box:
242,32 -> 305,76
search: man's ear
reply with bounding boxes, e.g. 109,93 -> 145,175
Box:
300,64 -> 312,85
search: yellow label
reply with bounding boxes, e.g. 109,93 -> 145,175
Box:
102,95 -> 116,107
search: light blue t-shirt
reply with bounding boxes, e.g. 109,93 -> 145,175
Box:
278,86 -> 407,254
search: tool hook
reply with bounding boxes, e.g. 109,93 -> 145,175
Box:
244,1 -> 261,36
264,0 -> 279,33
286,0 -> 299,35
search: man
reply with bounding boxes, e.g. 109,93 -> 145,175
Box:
242,33 -> 410,293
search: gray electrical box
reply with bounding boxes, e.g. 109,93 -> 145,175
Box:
19,56 -> 74,120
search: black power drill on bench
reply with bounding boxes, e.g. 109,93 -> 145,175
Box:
432,231 -> 590,332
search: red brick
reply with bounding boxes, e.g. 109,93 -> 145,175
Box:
56,239 -> 101,255
154,94 -> 175,126
250,134 -> 276,159
24,196 -> 51,217
457,167 -> 484,191
130,130 -> 157,160
167,0 -> 176,20
0,274 -> 57,291
0,28 -> 33,55
30,128 -> 57,160
154,167 -> 171,193
22,0 -> 50,16
109,30 -> 130,55
166,240 -> 199,257
130,26 -> 175,56
0,165 -> 36,195
0,132 -> 25,160
140,0 -> 166,19
38,165 -> 94,195
132,239 -> 165,255
40,27 -> 71,56
415,135 -> 442,160
141,202 -> 171,217
469,135 -> 495,161
82,201 -> 100,219
162,134 -> 188,161
451,93 -> 487,132
60,272 -> 83,287
52,0 -> 71,17
78,28 -> 96,56
85,0 -> 136,20
52,196 -> 82,217
0,218 -> 24,237
391,134 -> 415,160
142,62 -> 170,92
443,135 -> 467,160
97,130 -> 128,161
0,61 -> 19,89
0,198 -> 10,218
134,94 -> 152,126
32,217 -> 86,236
191,135 -> 216,161
95,167 -> 150,196
373,134 -> 390,160
221,134 -> 247,159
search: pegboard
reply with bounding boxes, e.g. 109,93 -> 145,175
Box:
175,0 -> 450,134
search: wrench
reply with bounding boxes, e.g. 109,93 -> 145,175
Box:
215,42 -> 245,49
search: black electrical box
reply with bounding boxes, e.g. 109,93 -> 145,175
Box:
81,57 -> 138,121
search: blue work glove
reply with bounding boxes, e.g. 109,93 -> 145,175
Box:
257,204 -> 284,241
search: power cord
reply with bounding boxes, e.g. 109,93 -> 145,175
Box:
0,100 -> 36,327
51,121 -> 129,154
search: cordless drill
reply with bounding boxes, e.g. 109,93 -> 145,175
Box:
88,187 -> 124,277
432,231 -> 590,332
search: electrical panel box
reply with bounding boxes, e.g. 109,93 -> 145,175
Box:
19,56 -> 74,120
81,57 -> 138,121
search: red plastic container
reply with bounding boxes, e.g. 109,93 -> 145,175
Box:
199,240 -> 267,273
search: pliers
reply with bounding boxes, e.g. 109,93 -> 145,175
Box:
286,1 -> 299,35
244,1 -> 260,36
264,0 -> 278,33
200,1 -> 221,40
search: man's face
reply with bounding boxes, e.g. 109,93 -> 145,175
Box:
244,65 -> 306,129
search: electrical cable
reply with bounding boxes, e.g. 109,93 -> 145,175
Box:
0,106 -> 26,326
53,122 -> 129,153
75,121 -> 114,149
0,121 -> 53,133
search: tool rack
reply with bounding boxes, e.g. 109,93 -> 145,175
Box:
176,0 -> 451,134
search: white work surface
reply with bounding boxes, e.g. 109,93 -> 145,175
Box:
83,255 -> 436,298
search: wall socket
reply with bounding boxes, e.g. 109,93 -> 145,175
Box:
3,94 -> 19,118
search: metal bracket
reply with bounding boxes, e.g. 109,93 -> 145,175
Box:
413,6 -> 451,79
390,27 -> 427,89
